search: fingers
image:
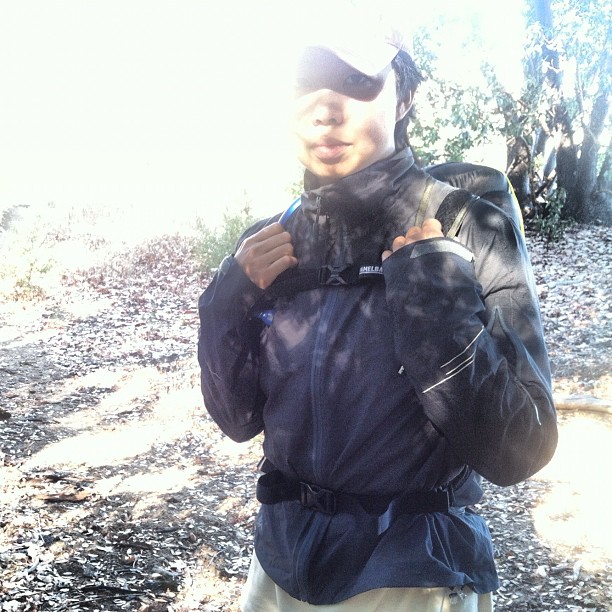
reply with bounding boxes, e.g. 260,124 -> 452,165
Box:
384,218 -> 444,259
405,218 -> 443,244
256,253 -> 298,288
235,223 -> 298,289
239,218 -> 445,283
392,235 -> 408,250
241,228 -> 293,269
422,217 -> 443,235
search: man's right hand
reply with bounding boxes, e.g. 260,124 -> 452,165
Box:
235,222 -> 298,289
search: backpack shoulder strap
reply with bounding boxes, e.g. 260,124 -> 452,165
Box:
417,177 -> 477,239
435,189 -> 479,239
260,179 -> 477,304
415,175 -> 437,228
415,173 -> 477,239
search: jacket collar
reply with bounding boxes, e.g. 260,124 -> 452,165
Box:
302,148 -> 416,225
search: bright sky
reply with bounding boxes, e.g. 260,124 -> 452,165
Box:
0,1 -> 527,228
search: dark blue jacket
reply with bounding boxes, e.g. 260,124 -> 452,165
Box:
197,149 -> 557,604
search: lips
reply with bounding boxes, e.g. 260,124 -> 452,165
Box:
312,139 -> 349,162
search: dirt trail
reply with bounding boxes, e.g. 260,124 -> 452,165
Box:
1,230 -> 611,611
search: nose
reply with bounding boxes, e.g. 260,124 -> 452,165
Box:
311,90 -> 344,126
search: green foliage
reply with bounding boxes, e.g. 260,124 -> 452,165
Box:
529,188 -> 573,242
409,25 -> 500,166
286,176 -> 304,200
407,0 -> 610,227
193,203 -> 256,276
500,0 -> 611,224
0,206 -> 59,300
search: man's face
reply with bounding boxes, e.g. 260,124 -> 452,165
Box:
293,48 -> 399,186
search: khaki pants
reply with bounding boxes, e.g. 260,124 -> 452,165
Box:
241,553 -> 494,611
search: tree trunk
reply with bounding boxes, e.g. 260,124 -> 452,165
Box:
523,0 -> 612,226
596,140 -> 612,194
506,137 -> 532,212
593,143 -> 612,225
533,0 -> 562,90
574,92 -> 611,223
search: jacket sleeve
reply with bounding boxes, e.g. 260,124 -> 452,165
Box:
197,249 -> 268,443
382,200 -> 557,486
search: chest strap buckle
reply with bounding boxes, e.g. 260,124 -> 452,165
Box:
318,264 -> 350,286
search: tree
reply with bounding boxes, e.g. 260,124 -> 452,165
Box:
504,0 -> 611,225
409,0 -> 611,230
409,25 -> 500,167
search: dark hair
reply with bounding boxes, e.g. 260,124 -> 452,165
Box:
391,50 -> 423,150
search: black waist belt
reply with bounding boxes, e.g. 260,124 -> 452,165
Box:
256,470 -> 455,532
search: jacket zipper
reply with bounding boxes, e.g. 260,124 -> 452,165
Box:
296,195 -> 337,596
294,513 -> 325,600
311,288 -> 339,483
311,196 -> 336,484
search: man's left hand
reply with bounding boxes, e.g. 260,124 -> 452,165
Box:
382,218 -> 443,261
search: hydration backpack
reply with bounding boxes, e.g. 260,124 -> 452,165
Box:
424,161 -> 523,236
260,162 -> 523,303
280,161 -> 522,237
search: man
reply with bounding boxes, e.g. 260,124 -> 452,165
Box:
198,17 -> 557,611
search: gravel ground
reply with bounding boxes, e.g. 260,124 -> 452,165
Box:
0,224 -> 610,611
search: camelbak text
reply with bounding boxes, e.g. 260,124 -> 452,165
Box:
359,265 -> 384,278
